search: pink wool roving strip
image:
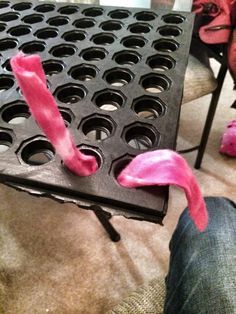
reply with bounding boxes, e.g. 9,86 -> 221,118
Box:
10,53 -> 98,176
118,150 -> 208,232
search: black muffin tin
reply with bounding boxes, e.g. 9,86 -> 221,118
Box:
0,0 -> 194,223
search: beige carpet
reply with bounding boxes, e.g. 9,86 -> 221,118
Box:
0,64 -> 235,313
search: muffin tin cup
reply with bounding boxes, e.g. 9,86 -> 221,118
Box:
0,0 -> 194,223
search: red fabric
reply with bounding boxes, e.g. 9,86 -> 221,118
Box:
118,150 -> 208,232
11,53 -> 98,176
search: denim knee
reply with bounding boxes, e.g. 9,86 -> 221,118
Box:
165,197 -> 236,314
174,197 -> 236,237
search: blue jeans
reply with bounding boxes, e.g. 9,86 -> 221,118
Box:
164,197 -> 236,314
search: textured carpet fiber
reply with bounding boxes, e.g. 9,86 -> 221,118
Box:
0,64 -> 235,314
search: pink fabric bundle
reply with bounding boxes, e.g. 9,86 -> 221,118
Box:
220,120 -> 236,156
11,53 -> 208,232
193,0 -> 231,44
10,53 -> 98,176
193,0 -> 236,85
118,150 -> 208,232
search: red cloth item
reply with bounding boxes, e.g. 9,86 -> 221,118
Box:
11,53 -> 98,176
118,150 -> 208,232
220,120 -> 236,156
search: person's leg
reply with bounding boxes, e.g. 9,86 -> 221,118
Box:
164,197 -> 236,314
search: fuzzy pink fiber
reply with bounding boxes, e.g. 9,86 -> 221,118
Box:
11,53 -> 98,176
118,150 -> 208,232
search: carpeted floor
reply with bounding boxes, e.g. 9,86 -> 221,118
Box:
0,63 -> 235,314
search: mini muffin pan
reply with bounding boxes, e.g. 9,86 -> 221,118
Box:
0,0 -> 194,223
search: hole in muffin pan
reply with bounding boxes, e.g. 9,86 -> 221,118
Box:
162,14 -> 185,24
121,36 -> 147,48
0,23 -> 6,32
69,64 -> 98,81
100,20 -> 123,31
141,74 -> 171,93
0,130 -> 13,153
12,2 -> 32,11
91,33 -> 116,45
0,1 -> 10,9
158,26 -> 182,37
81,116 -> 114,142
47,16 -> 69,27
1,101 -> 30,124
20,41 -> 45,54
22,13 -> 44,24
58,5 -> 78,15
93,90 -> 125,111
0,75 -> 14,92
50,44 -> 76,57
21,139 -> 55,165
82,7 -> 103,17
34,3 -> 55,13
73,18 -> 96,29
8,25 -> 31,36
35,27 -> 58,40
62,30 -> 86,42
147,55 -> 175,71
0,11 -> 19,21
103,68 -> 133,86
55,84 -> 86,104
132,96 -> 166,119
135,11 -> 157,21
113,50 -> 141,66
0,38 -> 17,51
124,124 -> 158,150
80,47 -> 107,61
128,23 -> 151,34
108,9 -> 130,19
42,60 -> 64,76
153,39 -> 179,52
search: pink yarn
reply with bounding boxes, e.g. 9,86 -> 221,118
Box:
220,120 -> 236,156
10,53 -> 98,176
118,150 -> 208,232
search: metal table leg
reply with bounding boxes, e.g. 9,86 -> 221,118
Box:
194,63 -> 228,169
91,205 -> 121,242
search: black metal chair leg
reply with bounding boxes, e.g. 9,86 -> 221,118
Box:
91,205 -> 121,242
194,63 -> 228,169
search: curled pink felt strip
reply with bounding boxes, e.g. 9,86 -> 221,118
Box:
118,149 -> 208,232
11,53 -> 98,176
